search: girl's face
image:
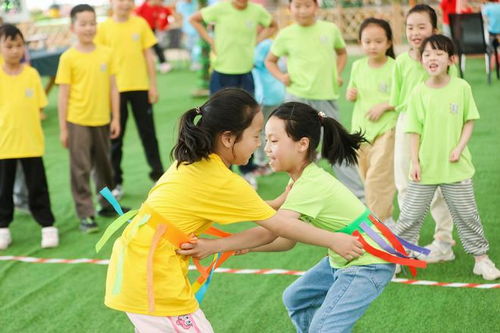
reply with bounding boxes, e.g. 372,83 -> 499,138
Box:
231,111 -> 264,165
406,12 -> 435,49
360,24 -> 391,60
232,0 -> 249,10
290,0 -> 318,27
421,44 -> 452,77
0,35 -> 24,65
265,116 -> 307,173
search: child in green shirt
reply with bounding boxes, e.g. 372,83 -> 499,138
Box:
390,4 -> 455,263
265,0 -> 365,203
179,102 -> 429,332
346,18 -> 397,223
393,35 -> 500,281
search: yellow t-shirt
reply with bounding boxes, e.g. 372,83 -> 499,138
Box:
105,154 -> 276,316
0,65 -> 47,159
55,46 -> 117,126
95,16 -> 156,92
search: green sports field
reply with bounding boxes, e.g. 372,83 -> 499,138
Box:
1,58 -> 499,332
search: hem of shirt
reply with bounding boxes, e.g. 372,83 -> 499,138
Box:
286,89 -> 339,101
118,88 -> 150,93
329,256 -> 389,269
416,175 -> 474,185
105,299 -> 200,317
67,119 -> 111,127
213,67 -> 254,75
0,153 -> 44,160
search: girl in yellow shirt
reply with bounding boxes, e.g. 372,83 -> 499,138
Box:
103,88 -> 364,332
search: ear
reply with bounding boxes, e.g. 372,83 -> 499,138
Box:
297,137 -> 310,153
220,131 -> 236,149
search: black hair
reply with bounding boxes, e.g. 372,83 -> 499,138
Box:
0,24 -> 24,42
407,4 -> 438,30
359,17 -> 396,59
420,34 -> 456,56
171,88 -> 260,167
70,4 -> 95,23
269,102 -> 366,166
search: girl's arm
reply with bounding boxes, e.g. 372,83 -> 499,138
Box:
251,236 -> 297,252
265,52 -> 290,86
57,84 -> 70,148
335,47 -> 347,87
143,48 -> 158,104
189,12 -> 215,51
256,19 -> 278,45
109,75 -> 120,139
366,102 -> 395,121
450,120 -> 474,162
178,209 -> 364,260
266,183 -> 293,210
409,133 -> 421,182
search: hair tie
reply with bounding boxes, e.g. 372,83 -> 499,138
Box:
195,106 -> 202,115
318,111 -> 326,120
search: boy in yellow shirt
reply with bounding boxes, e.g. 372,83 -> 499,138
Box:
95,0 -> 164,199
0,25 -> 57,249
56,4 -> 120,232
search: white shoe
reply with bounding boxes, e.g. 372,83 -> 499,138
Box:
418,240 -> 455,263
0,228 -> 12,250
473,258 -> 500,280
112,184 -> 124,200
158,62 -> 172,74
41,226 -> 59,248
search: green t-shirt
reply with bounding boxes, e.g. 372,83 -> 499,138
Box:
280,163 -> 388,268
201,2 -> 271,74
271,20 -> 346,100
405,77 -> 479,184
390,52 -> 458,113
347,57 -> 397,142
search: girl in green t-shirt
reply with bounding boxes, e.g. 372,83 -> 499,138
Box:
393,35 -> 500,281
179,102 -> 429,332
346,18 -> 397,224
390,4 -> 455,262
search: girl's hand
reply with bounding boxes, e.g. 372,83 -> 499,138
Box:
449,147 -> 463,162
281,73 -> 291,86
337,77 -> 344,87
330,233 -> 364,261
176,238 -> 219,260
366,104 -> 386,121
411,162 -> 421,182
346,88 -> 357,102
110,118 -> 121,139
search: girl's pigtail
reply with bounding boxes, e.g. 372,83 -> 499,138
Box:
321,117 -> 367,166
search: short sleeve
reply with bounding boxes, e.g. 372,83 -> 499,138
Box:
55,52 -> 71,85
332,25 -> 346,49
405,89 -> 423,134
201,3 -> 221,24
281,182 -> 323,220
257,5 -> 272,27
34,71 -> 48,109
463,82 -> 480,121
270,30 -> 287,57
140,18 -> 157,49
203,175 -> 276,224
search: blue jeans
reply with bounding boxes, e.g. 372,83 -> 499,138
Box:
209,70 -> 254,96
283,258 -> 395,333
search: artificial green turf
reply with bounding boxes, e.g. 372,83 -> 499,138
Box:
0,58 -> 499,332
